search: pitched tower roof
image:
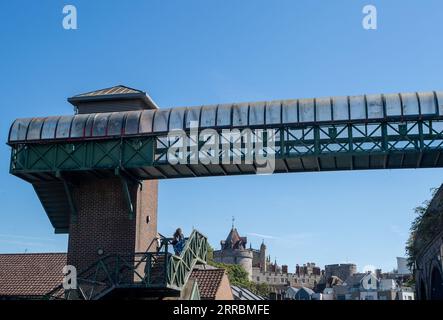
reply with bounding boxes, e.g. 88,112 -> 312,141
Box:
67,85 -> 158,113
221,227 -> 247,250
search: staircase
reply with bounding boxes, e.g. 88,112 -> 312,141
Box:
45,229 -> 208,300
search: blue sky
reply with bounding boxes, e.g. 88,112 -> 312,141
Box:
1,0 -> 443,272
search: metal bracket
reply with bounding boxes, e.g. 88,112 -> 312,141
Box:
56,171 -> 78,224
115,168 -> 135,220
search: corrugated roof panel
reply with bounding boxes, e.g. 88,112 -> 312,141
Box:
401,92 -> 419,116
266,100 -> 281,125
124,111 -> 142,135
216,104 -> 232,127
92,113 -> 110,137
282,99 -> 298,124
8,90 -> 443,144
385,93 -> 402,117
41,116 -> 60,140
299,98 -> 315,122
70,114 -> 90,138
153,109 -> 170,133
26,118 -> 45,140
316,97 -> 332,122
366,94 -> 384,119
169,107 -> 186,131
332,96 -> 349,121
232,103 -> 249,127
139,110 -> 155,133
107,112 -> 125,136
249,101 -> 265,125
200,105 -> 217,128
418,92 -> 437,115
185,106 -> 201,129
55,116 -> 73,139
349,95 -> 366,119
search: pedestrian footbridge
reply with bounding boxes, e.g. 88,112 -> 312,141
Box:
9,90 -> 443,182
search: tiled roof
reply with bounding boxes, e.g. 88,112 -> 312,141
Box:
0,253 -> 67,297
190,268 -> 226,300
231,285 -> 265,300
221,228 -> 247,250
73,85 -> 144,97
344,273 -> 367,287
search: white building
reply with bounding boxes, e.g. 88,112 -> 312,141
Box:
379,278 -> 397,291
398,289 -> 415,300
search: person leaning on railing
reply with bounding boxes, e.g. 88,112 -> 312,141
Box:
171,228 -> 185,255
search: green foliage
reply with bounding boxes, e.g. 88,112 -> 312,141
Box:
206,245 -> 270,298
406,187 -> 442,269
207,244 -> 214,263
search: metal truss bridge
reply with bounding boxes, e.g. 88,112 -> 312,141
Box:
8,90 -> 443,232
9,90 -> 443,182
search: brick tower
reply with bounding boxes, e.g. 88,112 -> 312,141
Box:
65,86 -> 159,271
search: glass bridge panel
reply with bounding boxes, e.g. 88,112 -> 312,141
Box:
200,105 -> 216,128
366,94 -> 384,119
299,98 -> 315,122
332,96 -> 349,121
26,118 -> 45,140
401,93 -> 419,116
418,92 -> 437,115
185,106 -> 201,129
107,112 -> 125,136
232,103 -> 249,127
282,100 -> 298,124
91,113 -> 110,137
84,115 -> 95,137
139,110 -> 155,133
124,111 -> 142,135
385,93 -> 402,117
249,102 -> 265,125
216,104 -> 232,127
41,117 -> 60,140
70,114 -> 90,138
169,107 -> 186,130
153,109 -> 170,133
436,91 -> 443,116
266,101 -> 281,125
9,118 -> 32,142
56,116 -> 74,138
315,98 -> 331,122
349,95 -> 366,120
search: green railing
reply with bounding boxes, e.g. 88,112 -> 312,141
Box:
45,229 -> 208,300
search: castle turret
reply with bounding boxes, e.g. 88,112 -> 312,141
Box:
213,224 -> 253,280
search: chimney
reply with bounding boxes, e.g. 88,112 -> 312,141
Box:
282,265 -> 288,274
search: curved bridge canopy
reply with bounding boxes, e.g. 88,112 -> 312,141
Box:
8,90 -> 443,183
8,91 -> 443,143
9,89 -> 443,232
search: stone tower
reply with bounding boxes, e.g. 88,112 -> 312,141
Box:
213,225 -> 253,280
259,241 -> 267,272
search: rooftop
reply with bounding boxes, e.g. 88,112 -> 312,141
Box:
190,268 -> 226,300
0,253 -> 67,298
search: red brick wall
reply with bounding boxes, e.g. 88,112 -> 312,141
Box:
67,178 -> 158,272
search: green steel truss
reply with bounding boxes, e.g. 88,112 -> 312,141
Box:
10,118 -> 443,182
45,229 -> 208,300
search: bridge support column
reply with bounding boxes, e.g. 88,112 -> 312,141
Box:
66,178 -> 158,272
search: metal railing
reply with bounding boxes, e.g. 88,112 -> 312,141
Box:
45,229 -> 208,300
